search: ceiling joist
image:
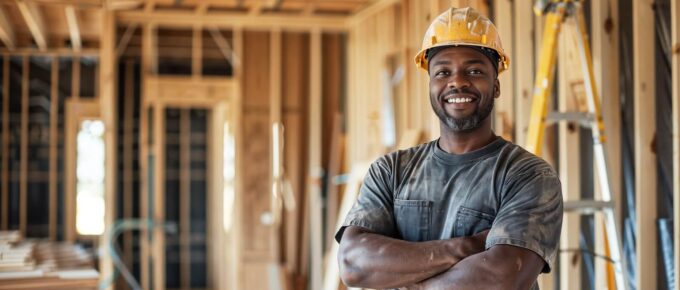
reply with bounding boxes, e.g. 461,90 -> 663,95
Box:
65,5 -> 81,51
16,0 -> 47,50
0,6 -> 15,50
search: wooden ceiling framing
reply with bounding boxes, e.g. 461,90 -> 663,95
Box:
0,0 -> 378,52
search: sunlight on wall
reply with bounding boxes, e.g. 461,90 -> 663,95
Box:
76,120 -> 106,236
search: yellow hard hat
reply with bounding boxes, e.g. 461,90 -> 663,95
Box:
414,7 -> 510,73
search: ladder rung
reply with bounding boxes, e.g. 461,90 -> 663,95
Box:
563,200 -> 614,214
546,112 -> 594,126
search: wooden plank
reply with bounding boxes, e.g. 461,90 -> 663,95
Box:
1,56 -> 8,230
231,27 -> 243,290
152,103 -> 166,290
72,56 -> 80,100
116,24 -> 138,58
633,1 -> 657,289
0,49 -> 98,56
139,23 -> 154,290
192,25 -> 203,77
122,60 -> 135,288
493,0 -> 514,142
16,0 -> 47,50
208,27 -> 237,67
590,0 -> 620,288
48,57 -> 59,241
308,28 -> 322,290
269,28 -> 282,263
19,56 -> 28,237
64,5 -> 81,51
350,0 -> 400,26
513,0 -> 534,147
0,7 -> 15,50
671,0 -> 680,289
117,10 -> 348,32
98,10 -> 117,290
180,109 -> 190,290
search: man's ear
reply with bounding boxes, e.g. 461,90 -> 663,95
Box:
494,78 -> 501,98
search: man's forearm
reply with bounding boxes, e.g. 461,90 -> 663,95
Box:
338,226 -> 487,289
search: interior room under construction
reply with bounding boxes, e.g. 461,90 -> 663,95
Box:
0,0 -> 678,290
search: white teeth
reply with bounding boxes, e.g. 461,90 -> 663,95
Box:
446,98 -> 472,103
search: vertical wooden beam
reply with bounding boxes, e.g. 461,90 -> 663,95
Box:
16,0 -> 47,51
72,56 -> 80,100
269,28 -> 281,262
65,5 -> 81,52
1,56 -> 8,230
591,1 -> 620,288
493,0 -> 515,142
558,24 -> 581,290
20,56 -> 28,236
513,0 -> 534,147
192,25 -> 203,77
180,109 -> 191,290
64,101 -> 76,242
0,8 -> 15,50
152,103 -> 166,290
633,1 -> 656,290
99,10 -> 117,290
231,26 -> 244,290
308,28 -> 323,290
123,59 -> 135,283
671,0 -> 680,289
49,56 -> 59,241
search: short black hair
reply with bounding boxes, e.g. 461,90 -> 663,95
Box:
426,45 -> 500,73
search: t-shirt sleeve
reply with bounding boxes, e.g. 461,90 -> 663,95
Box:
334,160 -> 397,243
486,168 -> 563,273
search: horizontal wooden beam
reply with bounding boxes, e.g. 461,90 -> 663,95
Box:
0,7 -> 15,50
349,0 -> 400,26
16,0 -> 47,50
65,5 -> 82,51
0,48 -> 98,56
116,9 -> 349,31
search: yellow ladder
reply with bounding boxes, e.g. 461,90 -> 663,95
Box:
525,1 -> 628,289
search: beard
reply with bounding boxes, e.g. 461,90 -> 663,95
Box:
430,91 -> 494,132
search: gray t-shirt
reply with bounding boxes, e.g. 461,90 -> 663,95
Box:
336,137 -> 563,289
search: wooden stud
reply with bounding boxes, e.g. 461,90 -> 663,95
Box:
208,27 -> 237,67
180,109 -> 191,290
633,1 -> 657,290
513,0 -> 534,147
16,0 -> 47,51
20,56 -> 28,237
269,28 -> 282,262
139,23 -> 154,290
231,26 -> 244,290
72,56 -> 80,100
116,24 -> 138,58
192,25 -> 203,77
152,103 -> 166,290
48,56 -> 59,241
65,5 -> 81,52
123,59 -> 135,285
493,0 -> 514,142
591,0 -> 620,288
1,56 -> 8,230
0,7 -> 15,50
99,10 -> 117,290
308,28 -> 322,290
671,0 -> 680,289
0,49 -> 99,56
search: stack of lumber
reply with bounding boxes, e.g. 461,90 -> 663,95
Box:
0,231 -> 99,289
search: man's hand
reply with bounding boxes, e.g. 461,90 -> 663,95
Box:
338,226 -> 489,289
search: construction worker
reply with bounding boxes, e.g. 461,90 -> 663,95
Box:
335,7 -> 563,290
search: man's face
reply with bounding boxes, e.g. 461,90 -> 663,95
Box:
428,46 -> 500,132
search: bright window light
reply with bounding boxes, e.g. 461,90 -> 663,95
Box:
76,120 -> 106,236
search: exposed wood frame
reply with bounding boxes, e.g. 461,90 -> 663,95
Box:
1,56 -> 8,230
269,27 -> 282,262
0,7 -> 15,50
513,0 -> 534,147
19,56 -> 28,236
349,0 -> 400,26
72,56 -> 80,100
671,1 -> 680,289
16,0 -> 47,50
179,108 -> 191,290
117,10 -> 348,31
48,56 -> 59,241
192,25 -> 203,77
65,5 -> 81,52
208,27 -> 238,69
493,0 -> 514,142
308,28 -> 323,290
230,27 -> 243,290
633,1 -> 657,289
122,59 -> 135,285
139,23 -> 153,290
152,102 -> 166,290
117,24 -> 138,58
0,48 -> 99,56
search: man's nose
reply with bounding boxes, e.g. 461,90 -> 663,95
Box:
447,72 -> 471,89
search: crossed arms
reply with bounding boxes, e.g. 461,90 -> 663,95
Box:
338,225 -> 545,290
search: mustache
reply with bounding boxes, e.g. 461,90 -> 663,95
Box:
440,88 -> 479,99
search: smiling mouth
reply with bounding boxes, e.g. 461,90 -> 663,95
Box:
445,97 -> 474,104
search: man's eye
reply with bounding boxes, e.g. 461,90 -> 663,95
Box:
435,70 -> 450,77
469,69 -> 482,75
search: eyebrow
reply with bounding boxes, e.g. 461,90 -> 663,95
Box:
430,58 -> 488,67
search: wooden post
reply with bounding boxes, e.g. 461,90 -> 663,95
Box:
180,109 -> 191,290
633,1 -> 657,290
513,0 -> 534,147
193,25 -> 203,77
99,9 -> 118,290
308,28 -> 323,290
152,103 -> 166,290
269,28 -> 282,262
671,0 -> 680,289
49,56 -> 59,241
1,56 -> 8,230
73,56 -> 80,100
231,27 -> 244,290
591,0 -> 620,288
123,59 -> 135,285
493,0 -> 514,142
20,56 -> 28,237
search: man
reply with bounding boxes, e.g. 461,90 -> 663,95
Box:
335,7 -> 563,290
